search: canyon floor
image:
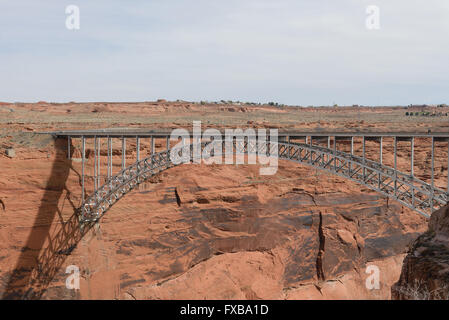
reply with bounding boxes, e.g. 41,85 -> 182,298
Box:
0,101 -> 448,299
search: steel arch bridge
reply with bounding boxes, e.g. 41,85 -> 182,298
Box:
46,129 -> 449,222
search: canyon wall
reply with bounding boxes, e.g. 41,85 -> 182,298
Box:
0,135 -> 428,299
392,205 -> 449,300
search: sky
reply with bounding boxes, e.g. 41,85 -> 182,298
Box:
0,0 -> 449,106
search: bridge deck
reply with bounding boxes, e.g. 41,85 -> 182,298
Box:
40,129 -> 449,139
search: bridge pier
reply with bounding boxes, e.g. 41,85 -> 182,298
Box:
333,136 -> 337,171
81,136 -> 85,202
122,137 -> 126,170
394,137 -> 397,198
136,137 -> 140,162
67,136 -> 71,160
380,137 -> 383,165
94,137 -> 97,191
362,136 -> 366,181
97,137 -> 101,188
107,137 -> 112,179
431,137 -> 435,211
411,137 -> 414,177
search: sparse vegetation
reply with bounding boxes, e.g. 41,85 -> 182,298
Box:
393,279 -> 449,300
406,111 -> 447,117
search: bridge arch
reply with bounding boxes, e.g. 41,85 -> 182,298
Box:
80,140 -> 447,222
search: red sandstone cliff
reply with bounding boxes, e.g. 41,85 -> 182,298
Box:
0,135 -> 427,299
2,102 -> 447,299
392,205 -> 449,300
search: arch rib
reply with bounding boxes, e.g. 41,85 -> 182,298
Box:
79,141 -> 447,223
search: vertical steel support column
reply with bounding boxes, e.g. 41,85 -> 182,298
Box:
309,136 -> 313,164
394,136 -> 397,197
351,137 -> 354,155
411,137 -> 415,209
327,136 -> 331,164
447,140 -> 449,194
377,137 -> 381,190
67,136 -> 71,159
108,137 -> 113,178
334,136 -> 337,171
107,137 -> 111,180
122,137 -> 126,170
97,137 -> 101,187
93,136 -> 96,191
136,137 -> 140,162
362,136 -> 366,181
380,137 -> 383,165
411,137 -> 415,177
166,136 -> 170,150
82,136 -> 85,202
151,136 -> 155,154
431,137 -> 435,212
350,136 -> 354,174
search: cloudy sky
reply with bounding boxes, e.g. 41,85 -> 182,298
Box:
1,0 -> 448,105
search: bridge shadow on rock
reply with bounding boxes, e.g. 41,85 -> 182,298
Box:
1,138 -> 94,300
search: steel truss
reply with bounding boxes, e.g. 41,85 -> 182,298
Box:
79,139 -> 447,222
